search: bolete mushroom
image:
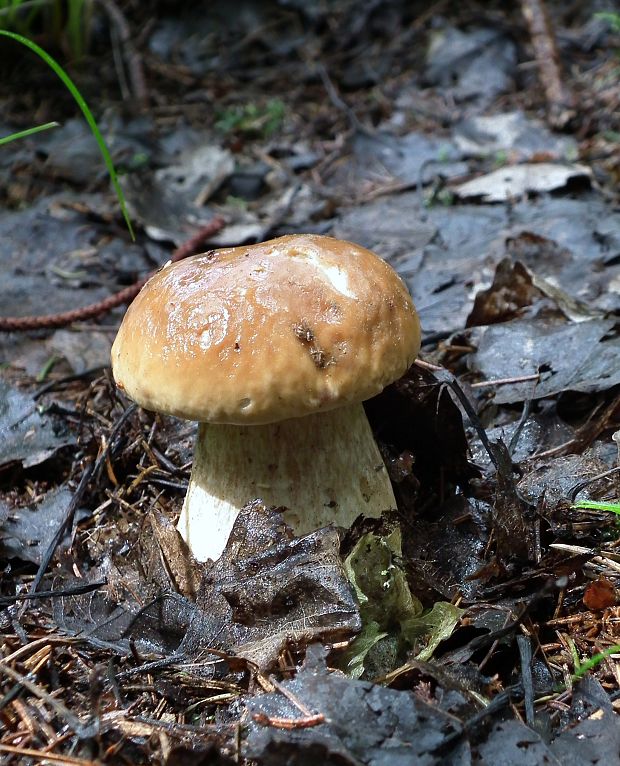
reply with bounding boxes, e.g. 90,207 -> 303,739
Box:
111,234 -> 420,562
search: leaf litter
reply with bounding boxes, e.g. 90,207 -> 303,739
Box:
1,1 -> 620,764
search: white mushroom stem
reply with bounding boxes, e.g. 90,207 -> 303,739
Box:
176,402 -> 396,562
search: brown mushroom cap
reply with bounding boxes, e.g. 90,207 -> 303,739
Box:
111,234 -> 420,424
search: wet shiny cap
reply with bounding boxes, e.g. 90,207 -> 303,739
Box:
111,234 -> 421,424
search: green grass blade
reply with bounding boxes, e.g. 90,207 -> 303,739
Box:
67,0 -> 87,60
571,500 -> 620,515
0,29 -> 134,239
572,644 -> 620,681
0,120 -> 59,146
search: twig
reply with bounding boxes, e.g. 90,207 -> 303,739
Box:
315,62 -> 365,134
252,711 -> 325,729
517,635 -> 536,726
521,0 -> 576,128
0,580 -> 106,608
28,462 -> 95,598
470,373 -> 540,389
115,652 -> 184,680
270,677 -> 314,717
0,661 -> 96,738
28,404 -> 137,598
0,216 -> 225,332
97,0 -> 148,107
33,365 -> 109,400
417,360 -> 502,474
528,392 -> 620,462
568,466 -> 620,502
0,744 -> 97,765
508,400 -> 532,457
1,636 -> 78,665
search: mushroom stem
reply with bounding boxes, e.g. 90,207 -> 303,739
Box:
177,402 -> 396,562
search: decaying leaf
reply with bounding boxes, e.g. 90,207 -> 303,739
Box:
454,111 -> 577,161
145,510 -> 201,599
195,502 -> 360,669
583,577 -> 617,611
0,486 -> 87,565
467,258 -> 542,326
468,251 -> 604,328
338,529 -> 463,678
0,379 -> 76,468
454,162 -> 591,202
58,502 -> 360,671
245,645 -> 466,766
490,439 -> 537,563
468,317 -> 620,403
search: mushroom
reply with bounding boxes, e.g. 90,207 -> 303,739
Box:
111,234 -> 420,562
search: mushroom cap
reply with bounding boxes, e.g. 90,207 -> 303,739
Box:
111,234 -> 421,424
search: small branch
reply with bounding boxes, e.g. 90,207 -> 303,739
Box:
252,711 -> 325,729
0,661 -> 95,738
0,216 -> 225,332
270,677 -> 314,717
97,0 -> 148,107
521,0 -> 576,128
414,359 -> 500,473
470,373 -> 540,389
0,580 -> 106,608
0,744 -> 96,766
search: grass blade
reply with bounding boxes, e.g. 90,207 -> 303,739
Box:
0,29 -> 134,239
571,500 -> 620,515
572,643 -> 620,681
0,120 -> 59,146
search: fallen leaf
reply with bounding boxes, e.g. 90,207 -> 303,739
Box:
454,163 -> 591,202
0,380 -> 76,468
583,577 -> 617,611
339,529 -> 463,678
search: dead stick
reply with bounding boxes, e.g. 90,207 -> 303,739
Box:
97,0 -> 148,107
470,373 -> 540,389
0,216 -> 225,332
252,712 -> 325,729
521,0 -> 576,128
0,744 -> 96,766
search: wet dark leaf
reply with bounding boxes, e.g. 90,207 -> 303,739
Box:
52,561 -> 142,652
518,452 -> 611,507
425,26 -> 517,104
453,111 -> 577,161
550,677 -> 620,765
403,496 -> 490,603
125,142 -> 233,245
127,502 -> 360,670
329,131 -> 467,194
0,380 -> 76,468
47,328 -> 113,374
0,195 -> 140,322
467,405 -> 575,473
0,486 -> 85,564
475,720 -> 561,765
468,318 -> 620,403
244,646 -> 466,766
